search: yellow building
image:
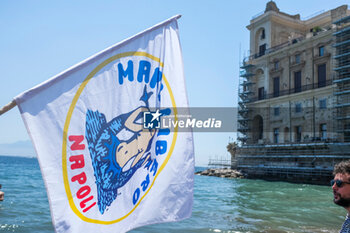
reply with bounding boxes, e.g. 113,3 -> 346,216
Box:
236,2 -> 350,184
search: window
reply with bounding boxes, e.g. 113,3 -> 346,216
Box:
295,126 -> 302,142
274,128 -> 279,143
345,124 -> 350,142
274,107 -> 280,116
319,46 -> 324,56
273,77 -> 280,97
318,64 -> 326,87
295,103 -> 302,113
261,29 -> 265,40
319,99 -> 327,109
258,87 -> 265,100
274,61 -> 279,70
320,124 -> 327,140
295,54 -> 301,64
294,71 -> 302,93
259,44 -> 266,56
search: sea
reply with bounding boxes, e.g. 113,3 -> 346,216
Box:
0,155 -> 346,233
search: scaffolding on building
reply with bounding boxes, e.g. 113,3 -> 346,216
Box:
236,142 -> 350,184
334,15 -> 350,142
232,13 -> 350,185
237,61 -> 255,144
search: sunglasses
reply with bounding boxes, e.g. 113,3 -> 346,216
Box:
330,179 -> 350,187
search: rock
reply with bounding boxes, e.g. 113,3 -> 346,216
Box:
195,168 -> 245,179
201,170 -> 209,175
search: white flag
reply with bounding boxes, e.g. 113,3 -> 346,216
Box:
15,15 -> 194,233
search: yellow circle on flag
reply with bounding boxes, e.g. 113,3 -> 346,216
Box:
62,52 -> 178,224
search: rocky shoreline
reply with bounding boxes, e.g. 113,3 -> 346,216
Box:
195,168 -> 245,179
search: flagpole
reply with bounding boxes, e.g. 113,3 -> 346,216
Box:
0,100 -> 16,116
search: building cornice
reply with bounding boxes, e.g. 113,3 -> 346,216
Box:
247,9 -> 333,31
250,30 -> 333,64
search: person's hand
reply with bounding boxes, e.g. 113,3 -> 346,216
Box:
0,191 -> 4,201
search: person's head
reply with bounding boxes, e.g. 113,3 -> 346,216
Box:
332,160 -> 350,209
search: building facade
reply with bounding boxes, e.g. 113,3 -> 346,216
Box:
235,2 -> 350,184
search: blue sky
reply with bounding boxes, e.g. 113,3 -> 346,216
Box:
0,0 -> 349,166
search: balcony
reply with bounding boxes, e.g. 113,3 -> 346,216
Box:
246,36 -> 304,60
248,79 -> 333,102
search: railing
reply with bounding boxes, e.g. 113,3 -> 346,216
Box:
244,37 -> 304,61
208,158 -> 231,168
247,79 -> 333,102
251,11 -> 264,20
301,10 -> 325,20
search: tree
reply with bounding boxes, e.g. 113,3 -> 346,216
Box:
227,142 -> 238,158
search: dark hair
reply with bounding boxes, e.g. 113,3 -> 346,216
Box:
333,160 -> 350,175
